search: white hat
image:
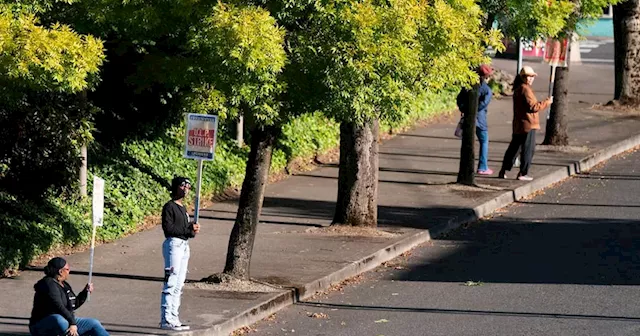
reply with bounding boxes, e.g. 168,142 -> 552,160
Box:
520,66 -> 537,77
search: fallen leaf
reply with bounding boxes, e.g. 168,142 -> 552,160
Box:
374,319 -> 389,323
306,312 -> 329,319
463,280 -> 484,287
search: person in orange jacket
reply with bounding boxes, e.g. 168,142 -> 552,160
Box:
498,66 -> 553,181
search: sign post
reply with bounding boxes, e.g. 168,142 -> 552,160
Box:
184,114 -> 219,223
89,175 -> 105,301
543,38 -> 569,120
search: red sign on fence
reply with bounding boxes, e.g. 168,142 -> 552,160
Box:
544,38 -> 569,67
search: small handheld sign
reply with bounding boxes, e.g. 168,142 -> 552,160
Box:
543,38 -> 569,119
89,175 -> 105,300
184,114 -> 219,223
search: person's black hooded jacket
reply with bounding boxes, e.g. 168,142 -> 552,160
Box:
30,276 -> 88,326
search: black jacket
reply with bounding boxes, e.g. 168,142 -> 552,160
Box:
162,200 -> 195,240
30,277 -> 88,325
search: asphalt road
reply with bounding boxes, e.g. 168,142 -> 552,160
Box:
247,149 -> 640,336
579,39 -> 614,64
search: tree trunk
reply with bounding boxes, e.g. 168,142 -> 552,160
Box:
457,84 -> 479,186
614,3 -> 626,100
543,46 -> 571,146
223,125 -> 279,280
614,1 -> 640,104
332,120 -> 379,227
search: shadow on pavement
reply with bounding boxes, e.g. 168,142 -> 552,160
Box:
198,215 -> 324,228
517,201 -> 640,208
259,197 -> 475,231
19,268 -> 201,283
379,151 -> 572,168
0,316 -> 166,335
296,301 -> 640,322
392,217 -> 640,285
577,173 -> 640,180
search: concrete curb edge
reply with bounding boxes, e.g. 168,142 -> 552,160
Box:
177,133 -> 640,336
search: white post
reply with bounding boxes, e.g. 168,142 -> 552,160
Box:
517,38 -> 524,74
236,115 -> 244,147
547,65 -> 557,120
194,159 -> 204,223
570,35 -> 582,64
87,224 -> 97,301
80,145 -> 87,197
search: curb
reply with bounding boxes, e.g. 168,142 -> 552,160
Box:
176,133 -> 640,336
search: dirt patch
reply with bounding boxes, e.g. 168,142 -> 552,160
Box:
304,226 -> 400,238
536,145 -> 590,154
309,274 -> 366,300
590,102 -> 640,117
187,280 -> 280,293
445,183 -> 504,199
447,184 -> 505,192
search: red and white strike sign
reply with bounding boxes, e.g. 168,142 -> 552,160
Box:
184,113 -> 219,161
544,38 -> 569,67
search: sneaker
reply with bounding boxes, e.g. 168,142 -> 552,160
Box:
477,169 -> 494,175
160,323 -> 190,331
517,175 -> 533,181
498,170 -> 508,179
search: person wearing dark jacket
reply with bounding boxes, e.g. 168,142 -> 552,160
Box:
457,64 -> 495,175
160,177 -> 200,331
29,257 -> 109,336
498,66 -> 553,180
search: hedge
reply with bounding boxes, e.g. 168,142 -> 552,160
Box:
0,90 -> 455,274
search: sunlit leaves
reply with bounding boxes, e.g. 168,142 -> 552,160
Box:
0,9 -> 104,93
295,0 -> 501,125
189,3 -> 287,125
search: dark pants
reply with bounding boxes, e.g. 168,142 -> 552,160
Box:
501,130 -> 536,176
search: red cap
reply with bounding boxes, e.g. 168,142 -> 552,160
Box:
478,64 -> 493,77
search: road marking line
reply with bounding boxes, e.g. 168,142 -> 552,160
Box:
581,58 -> 614,63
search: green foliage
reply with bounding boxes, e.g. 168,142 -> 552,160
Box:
293,0 -> 500,126
189,3 -> 287,125
485,0 -> 621,40
0,191 -> 90,273
0,91 -> 453,273
561,0 -> 623,37
0,8 -> 104,93
0,2 -> 104,199
488,80 -> 503,96
380,90 -> 457,133
278,112 -> 341,162
0,92 -> 96,197
482,0 -> 574,40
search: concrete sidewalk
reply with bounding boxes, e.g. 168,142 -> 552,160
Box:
0,59 -> 637,336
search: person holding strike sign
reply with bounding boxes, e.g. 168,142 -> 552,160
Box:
159,177 -> 201,331
498,66 -> 553,181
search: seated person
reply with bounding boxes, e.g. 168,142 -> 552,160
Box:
29,257 -> 109,336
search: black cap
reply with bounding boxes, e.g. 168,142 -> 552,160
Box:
170,177 -> 191,193
44,257 -> 67,277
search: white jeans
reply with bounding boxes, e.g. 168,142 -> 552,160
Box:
160,237 -> 190,326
